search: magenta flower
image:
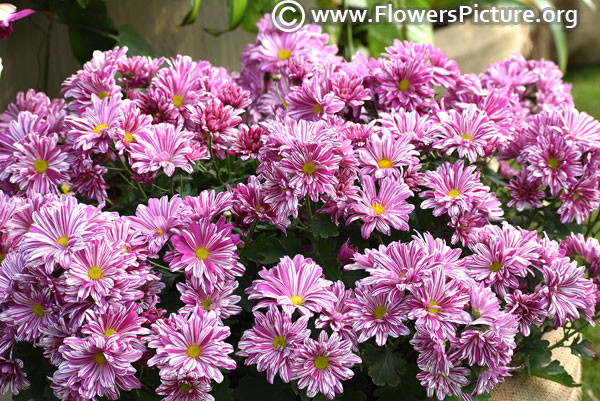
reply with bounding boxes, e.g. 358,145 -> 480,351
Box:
421,160 -> 489,217
169,217 -> 243,291
0,357 -> 29,396
558,173 -> 600,224
182,189 -> 233,222
130,123 -> 194,177
9,133 -> 69,196
504,290 -> 546,336
346,175 -> 414,238
147,312 -> 236,381
506,168 -> 545,211
0,287 -> 54,342
280,142 -> 342,202
349,283 -> 410,346
0,4 -> 34,38
112,99 -> 152,152
406,269 -> 471,338
66,95 -> 123,153
357,131 -> 418,179
54,334 -> 142,400
82,302 -> 149,346
416,363 -> 471,401
129,195 -> 184,255
285,74 -> 345,121
315,281 -> 357,347
238,306 -> 310,383
432,104 -> 498,162
292,331 -> 361,400
248,254 -> 336,317
374,58 -> 434,111
156,375 -> 214,401
177,277 -> 241,319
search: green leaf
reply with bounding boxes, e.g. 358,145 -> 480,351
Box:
76,0 -> 89,8
366,24 -> 404,56
228,0 -> 249,30
362,345 -> 407,387
530,0 -> 567,71
240,0 -> 272,32
570,337 -> 595,360
233,375 -> 296,401
211,376 -> 235,401
310,215 -> 339,239
405,23 -> 433,44
339,390 -> 367,401
530,360 -> 581,387
117,24 -> 158,57
180,0 -> 203,26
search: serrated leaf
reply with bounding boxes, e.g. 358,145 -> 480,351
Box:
311,215 -> 339,239
180,0 -> 203,26
362,346 -> 407,387
570,338 -> 595,360
530,360 -> 581,387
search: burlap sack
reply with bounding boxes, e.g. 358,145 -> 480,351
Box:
489,329 -> 582,401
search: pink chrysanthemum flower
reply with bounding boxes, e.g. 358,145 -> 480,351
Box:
156,375 -> 214,401
248,254 -> 336,317
406,269 -> 471,338
182,189 -> 233,222
0,252 -> 25,303
285,74 -> 345,121
432,104 -> 498,162
417,363 -> 471,401
346,175 -> 414,238
230,123 -> 265,160
0,357 -> 30,396
238,306 -> 310,383
506,168 -> 545,211
379,108 -> 434,149
129,123 -> 194,177
374,58 -> 434,111
525,130 -> 582,196
21,196 -> 96,271
64,239 -> 132,305
504,290 -> 546,336
357,131 -> 418,179
539,258 -> 596,328
0,287 -> 54,342
421,160 -> 489,217
349,283 -> 409,346
147,312 -> 236,381
292,331 -> 361,400
561,233 -> 600,276
8,133 -> 69,196
118,56 -> 164,89
112,99 -> 152,151
0,4 -> 34,38
170,217 -> 243,291
558,174 -> 600,224
280,142 -> 342,202
129,195 -> 184,255
66,95 -> 123,153
253,30 -> 310,73
55,334 -> 142,400
315,281 -> 357,347
177,277 -> 241,319
231,176 -> 289,232
70,157 -> 109,203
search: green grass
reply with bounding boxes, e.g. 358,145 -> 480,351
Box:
565,65 -> 600,401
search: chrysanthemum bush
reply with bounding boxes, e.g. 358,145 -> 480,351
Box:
0,13 -> 599,401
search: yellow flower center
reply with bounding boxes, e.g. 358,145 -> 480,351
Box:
489,262 -> 502,272
186,344 -> 201,358
398,79 -> 410,91
173,94 -> 184,107
548,157 -> 559,169
195,246 -> 209,260
60,184 -> 71,194
314,355 -> 329,370
93,352 -> 107,365
88,266 -> 103,280
32,302 -> 45,317
472,308 -> 482,319
97,91 -> 109,99
93,123 -> 109,135
447,189 -> 460,199
55,236 -> 69,248
427,300 -> 439,314
104,328 -> 117,337
272,335 -> 287,348
460,134 -> 472,141
290,295 -> 304,305
573,191 -> 581,200
124,132 -> 134,143
123,246 -> 129,253
378,158 -> 393,168
277,48 -> 291,60
201,299 -> 213,311
283,100 -> 289,109
373,306 -> 388,320
33,159 -> 48,174
180,383 -> 191,393
155,228 -> 164,235
371,204 -> 385,215
0,253 -> 5,265
302,162 -> 316,175
313,104 -> 323,115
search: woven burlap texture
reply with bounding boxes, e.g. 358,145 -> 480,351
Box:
424,328 -> 582,401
